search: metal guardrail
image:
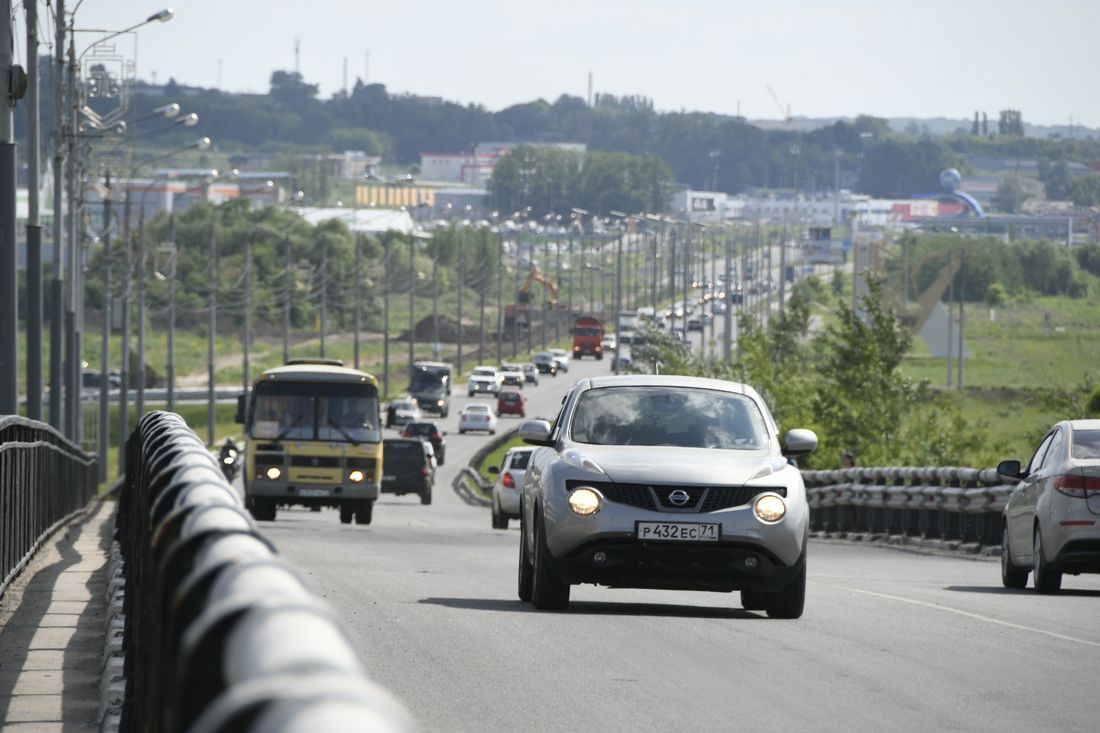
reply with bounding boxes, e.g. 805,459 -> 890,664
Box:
0,415 -> 97,597
114,411 -> 409,733
450,426 -> 521,507
802,466 -> 1011,549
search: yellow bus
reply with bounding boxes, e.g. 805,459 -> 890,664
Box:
235,358 -> 382,524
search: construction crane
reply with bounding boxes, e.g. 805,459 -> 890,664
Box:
506,267 -> 560,328
766,85 -> 792,123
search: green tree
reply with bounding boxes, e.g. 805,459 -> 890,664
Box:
1070,173 -> 1100,207
993,178 -> 1029,213
1038,159 -> 1073,200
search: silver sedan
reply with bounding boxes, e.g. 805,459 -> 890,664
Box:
999,419 -> 1100,593
516,375 -> 817,617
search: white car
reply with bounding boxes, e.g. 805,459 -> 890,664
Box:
602,334 -> 617,352
458,403 -> 498,435
489,447 -> 533,529
387,398 -> 422,428
548,348 -> 570,373
468,366 -> 501,397
499,364 -> 525,390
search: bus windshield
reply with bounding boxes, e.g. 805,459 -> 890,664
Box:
250,381 -> 381,444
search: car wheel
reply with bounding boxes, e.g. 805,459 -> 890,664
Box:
459,429 -> 466,435
310,505 -> 321,512
354,500 -> 374,525
420,490 -> 432,506
531,512 -> 570,611
517,506 -> 533,602
596,353 -> 603,361
490,429 -> 497,435
1033,528 -> 1062,594
492,499 -> 508,530
1001,524 -> 1028,589
764,555 -> 806,619
248,497 -> 276,522
339,504 -> 354,525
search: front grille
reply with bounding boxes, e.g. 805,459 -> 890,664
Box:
290,456 -> 341,468
346,457 -> 376,470
570,481 -> 786,513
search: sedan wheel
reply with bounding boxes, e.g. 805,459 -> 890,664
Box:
517,508 -> 533,602
764,556 -> 806,619
1033,528 -> 1062,594
531,513 -> 570,610
1001,525 -> 1028,589
491,500 -> 509,530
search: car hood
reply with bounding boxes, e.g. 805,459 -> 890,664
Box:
566,444 -> 784,485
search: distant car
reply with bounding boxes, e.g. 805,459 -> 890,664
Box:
548,348 -> 570,373
402,420 -> 447,466
601,334 -> 617,352
497,390 -> 527,418
82,370 -> 122,389
611,353 -> 633,371
387,398 -> 422,428
459,403 -> 498,435
533,352 -> 558,376
489,447 -> 534,529
686,318 -> 702,331
618,330 -> 635,345
998,419 -> 1100,593
515,374 -> 818,616
520,363 -> 540,386
381,438 -> 434,505
468,366 -> 501,397
499,364 -> 525,389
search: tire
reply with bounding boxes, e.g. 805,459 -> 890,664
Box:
531,513 -> 570,610
1033,528 -> 1062,594
1001,524 -> 1028,589
247,497 -> 276,522
420,489 -> 432,506
596,353 -> 603,361
765,556 -> 806,619
490,429 -> 497,435
310,505 -> 321,513
517,506 -> 533,602
459,430 -> 466,435
339,504 -> 354,525
491,500 -> 508,530
355,500 -> 374,525
740,589 -> 767,611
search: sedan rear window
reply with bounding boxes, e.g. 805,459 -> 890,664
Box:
570,386 -> 768,450
507,451 -> 532,470
1072,429 -> 1100,459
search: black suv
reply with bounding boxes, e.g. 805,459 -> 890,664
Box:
382,438 -> 435,505
401,421 -> 446,465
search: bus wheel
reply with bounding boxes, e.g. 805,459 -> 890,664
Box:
249,497 -> 276,522
355,500 -> 374,525
339,505 -> 354,524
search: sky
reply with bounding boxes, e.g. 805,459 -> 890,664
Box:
28,0 -> 1100,129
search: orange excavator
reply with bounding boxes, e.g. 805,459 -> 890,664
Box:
505,267 -> 559,328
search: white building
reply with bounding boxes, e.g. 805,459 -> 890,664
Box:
419,153 -> 496,185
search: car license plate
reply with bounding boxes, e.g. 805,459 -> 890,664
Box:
299,488 -> 328,497
635,521 -> 720,542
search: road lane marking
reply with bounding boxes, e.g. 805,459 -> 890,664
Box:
816,582 -> 1100,648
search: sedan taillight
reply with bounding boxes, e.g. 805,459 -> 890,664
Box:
502,472 -> 515,489
1054,474 -> 1100,498
423,466 -> 431,476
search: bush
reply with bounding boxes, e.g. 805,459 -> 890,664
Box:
1087,387 -> 1100,417
984,282 -> 1007,307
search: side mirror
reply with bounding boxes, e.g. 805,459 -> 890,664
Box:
997,459 -> 1023,480
488,466 -> 500,475
234,394 -> 246,424
782,428 -> 818,457
519,419 -> 553,446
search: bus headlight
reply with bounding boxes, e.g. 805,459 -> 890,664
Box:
349,469 -> 365,483
265,466 -> 282,481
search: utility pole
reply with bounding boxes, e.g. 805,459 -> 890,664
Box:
136,210 -> 147,416
457,233 -> 465,375
354,234 -> 361,369
408,236 -> 415,378
283,234 -> 291,362
64,33 -> 79,439
118,193 -> 130,467
382,237 -> 390,396
614,227 -> 623,375
167,214 -> 176,411
496,230 -> 503,364
49,0 -> 66,428
244,232 -> 252,390
319,237 -> 327,357
25,0 -> 43,419
723,231 -> 732,361
431,237 -> 439,359
0,0 -> 20,414
97,172 -> 112,481
207,219 -> 216,446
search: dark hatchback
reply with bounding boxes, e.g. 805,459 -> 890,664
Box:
402,421 -> 446,465
381,438 -> 434,505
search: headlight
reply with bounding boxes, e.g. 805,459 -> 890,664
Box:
568,487 -> 602,516
265,466 -> 282,481
349,469 -> 365,483
222,455 -> 235,465
437,399 -> 445,407
753,493 -> 786,523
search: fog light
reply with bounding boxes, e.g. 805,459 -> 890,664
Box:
348,469 -> 365,483
593,551 -> 607,565
744,556 -> 759,569
568,487 -> 602,516
266,466 -> 282,481
753,493 -> 786,523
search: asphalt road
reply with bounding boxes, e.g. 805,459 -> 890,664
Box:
252,350 -> 1100,733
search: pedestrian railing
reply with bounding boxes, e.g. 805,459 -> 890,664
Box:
801,466 -> 1012,550
0,415 -> 97,596
113,411 -> 409,733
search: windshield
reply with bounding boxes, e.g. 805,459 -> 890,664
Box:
250,381 -> 380,444
411,367 -> 449,392
570,386 -> 768,450
473,368 -> 496,377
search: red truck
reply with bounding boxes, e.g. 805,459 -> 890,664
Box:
572,316 -> 605,360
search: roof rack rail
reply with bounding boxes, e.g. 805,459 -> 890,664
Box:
285,358 -> 345,367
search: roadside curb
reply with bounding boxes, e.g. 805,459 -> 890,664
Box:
810,531 -> 1000,561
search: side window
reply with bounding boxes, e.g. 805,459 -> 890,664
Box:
548,391 -> 573,444
1026,432 -> 1056,475
1039,429 -> 1064,471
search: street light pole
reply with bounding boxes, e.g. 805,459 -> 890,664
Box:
457,230 -> 465,376
497,229 -> 504,364
97,172 -> 112,481
167,213 -> 176,411
354,234 -> 361,369
207,218 -> 216,446
408,235 -> 415,377
244,231 -> 252,391
319,237 -> 327,357
283,234 -> 291,362
25,0 -> 43,419
49,0 -> 66,428
0,0 -> 18,414
383,237 -> 390,397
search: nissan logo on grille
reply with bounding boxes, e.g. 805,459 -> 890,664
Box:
667,489 -> 691,506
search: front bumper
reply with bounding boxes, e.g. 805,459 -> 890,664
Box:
246,480 -> 379,504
